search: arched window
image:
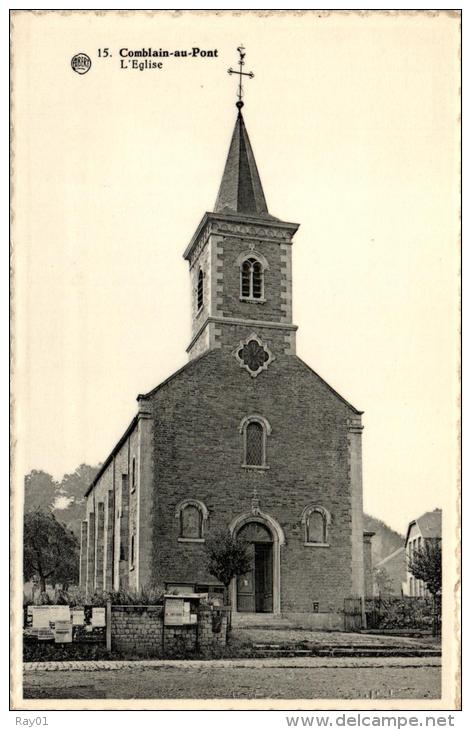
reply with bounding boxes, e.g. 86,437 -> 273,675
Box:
241,258 -> 264,300
181,505 -> 202,539
307,511 -> 326,543
239,415 -> 272,469
175,499 -> 208,542
301,505 -> 330,546
197,269 -> 204,311
246,422 -> 263,465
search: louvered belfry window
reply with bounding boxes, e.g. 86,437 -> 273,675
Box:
197,269 -> 204,310
245,421 -> 264,465
241,258 -> 263,299
252,260 -> 262,298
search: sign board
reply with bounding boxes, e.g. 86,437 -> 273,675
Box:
54,620 -> 72,643
31,605 -> 70,629
92,607 -> 106,627
25,605 -> 107,644
164,597 -> 185,626
31,606 -> 53,629
71,608 -> 85,625
49,605 -> 70,623
37,627 -> 54,641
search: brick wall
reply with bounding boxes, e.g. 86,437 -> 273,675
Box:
86,511 -> 95,595
80,421 -> 140,596
139,347 -> 362,615
111,605 -> 164,656
104,490 -> 114,591
109,603 -> 228,656
95,502 -> 105,591
198,606 -> 229,651
363,532 -> 375,597
187,221 -> 297,360
82,212 -> 364,617
79,521 -> 88,591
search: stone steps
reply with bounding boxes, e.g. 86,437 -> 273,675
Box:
231,616 -> 293,629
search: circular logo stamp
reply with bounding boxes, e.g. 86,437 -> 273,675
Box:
71,53 -> 91,75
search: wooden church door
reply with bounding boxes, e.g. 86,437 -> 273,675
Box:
254,543 -> 273,612
236,522 -> 273,613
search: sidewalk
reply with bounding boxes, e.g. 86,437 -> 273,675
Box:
24,656 -> 441,672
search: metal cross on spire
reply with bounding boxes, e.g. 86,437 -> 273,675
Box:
227,45 -> 254,110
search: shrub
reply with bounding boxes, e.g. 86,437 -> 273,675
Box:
23,585 -> 166,609
365,596 -> 435,630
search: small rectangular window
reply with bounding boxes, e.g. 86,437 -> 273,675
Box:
130,534 -> 135,568
197,269 -> 204,310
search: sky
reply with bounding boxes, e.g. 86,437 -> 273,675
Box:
12,10 -> 460,534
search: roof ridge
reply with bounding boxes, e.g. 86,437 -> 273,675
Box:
295,356 -> 363,415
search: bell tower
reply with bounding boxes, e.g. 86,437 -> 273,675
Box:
183,49 -> 299,364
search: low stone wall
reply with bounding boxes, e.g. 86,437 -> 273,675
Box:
110,603 -> 229,657
164,624 -> 197,655
111,605 -> 164,656
198,605 -> 229,652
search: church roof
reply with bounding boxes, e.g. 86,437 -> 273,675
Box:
405,509 -> 442,544
214,110 -> 272,218
374,546 -> 406,569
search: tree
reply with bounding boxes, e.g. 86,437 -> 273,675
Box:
24,470 -> 58,511
408,538 -> 442,635
408,539 -> 442,597
374,566 -> 394,596
24,509 -> 80,592
55,463 -> 101,538
204,528 -> 252,606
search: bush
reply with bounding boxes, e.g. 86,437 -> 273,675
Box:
23,585 -> 166,609
365,596 -> 435,631
23,639 -> 111,663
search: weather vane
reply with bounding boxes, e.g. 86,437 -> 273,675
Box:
227,45 -> 254,110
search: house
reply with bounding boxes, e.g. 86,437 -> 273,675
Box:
404,509 -> 442,596
373,547 -> 407,596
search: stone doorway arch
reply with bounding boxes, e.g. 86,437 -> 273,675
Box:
229,511 -> 285,615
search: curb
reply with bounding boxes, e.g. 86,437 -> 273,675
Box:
23,656 -> 442,672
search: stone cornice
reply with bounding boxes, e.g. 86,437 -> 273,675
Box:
346,416 -> 364,433
186,315 -> 298,353
183,211 -> 299,264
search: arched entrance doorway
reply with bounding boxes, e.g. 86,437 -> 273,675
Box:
229,511 -> 284,614
236,522 -> 273,612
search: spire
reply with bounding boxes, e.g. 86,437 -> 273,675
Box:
214,46 -> 269,217
214,110 -> 269,216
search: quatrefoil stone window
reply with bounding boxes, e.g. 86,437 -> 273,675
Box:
234,333 -> 275,377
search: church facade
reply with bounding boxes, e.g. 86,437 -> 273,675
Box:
80,99 -> 368,625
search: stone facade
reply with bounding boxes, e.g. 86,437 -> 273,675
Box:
373,547 -> 407,596
80,106 -> 366,628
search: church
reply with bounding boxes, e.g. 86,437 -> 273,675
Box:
80,56 -> 369,627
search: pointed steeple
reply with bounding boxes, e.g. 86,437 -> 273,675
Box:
214,109 -> 269,217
